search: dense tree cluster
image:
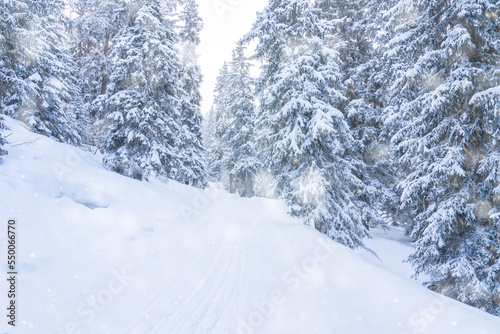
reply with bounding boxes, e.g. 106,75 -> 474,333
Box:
0,0 -> 207,186
207,43 -> 259,197
384,0 -> 500,315
0,0 -> 84,146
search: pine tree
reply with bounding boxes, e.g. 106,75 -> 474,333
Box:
0,0 -> 82,144
221,43 -> 259,197
317,0 -> 398,230
99,0 -> 183,181
0,0 -> 29,118
209,62 -> 232,186
245,0 -> 369,248
383,0 -> 500,314
0,0 -> 21,159
467,7 -> 500,314
174,0 -> 207,188
71,0 -> 126,125
204,106 -> 220,181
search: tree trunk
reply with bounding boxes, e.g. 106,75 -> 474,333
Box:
229,174 -> 235,194
100,32 -> 110,96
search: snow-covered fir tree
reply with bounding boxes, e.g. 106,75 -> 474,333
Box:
226,43 -> 259,197
0,0 -> 82,144
71,0 -> 126,126
245,0 -> 369,248
204,106 -> 219,181
208,62 -> 232,186
217,43 -> 259,197
99,0 -> 184,181
0,0 -> 21,160
0,0 -> 29,118
317,0 -> 398,230
174,0 -> 207,188
383,0 -> 500,315
466,4 -> 500,315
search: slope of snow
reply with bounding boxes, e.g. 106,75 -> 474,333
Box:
1,116 -> 499,334
358,227 -> 431,283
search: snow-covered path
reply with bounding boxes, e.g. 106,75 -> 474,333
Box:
1,117 -> 500,333
113,194 -> 303,334
118,198 -> 253,333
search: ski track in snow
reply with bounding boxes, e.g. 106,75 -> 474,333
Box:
120,200 -> 274,334
124,212 -> 244,333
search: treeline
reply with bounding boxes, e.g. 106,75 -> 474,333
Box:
206,0 -> 500,315
0,0 -> 207,186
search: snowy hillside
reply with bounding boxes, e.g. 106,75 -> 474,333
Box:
1,118 -> 500,334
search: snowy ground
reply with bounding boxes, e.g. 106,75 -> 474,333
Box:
1,117 -> 500,333
359,227 -> 429,283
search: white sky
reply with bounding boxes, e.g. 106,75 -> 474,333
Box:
198,0 -> 269,115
